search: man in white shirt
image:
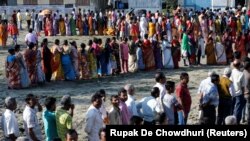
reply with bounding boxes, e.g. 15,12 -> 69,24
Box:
23,94 -> 43,141
230,60 -> 246,124
1,97 -> 19,141
139,15 -> 148,39
200,74 -> 220,125
197,34 -> 205,65
153,72 -> 166,113
198,70 -> 216,104
31,9 -> 36,30
154,72 -> 166,99
137,87 -> 160,125
17,10 -> 22,30
38,10 -> 43,31
1,10 -> 8,24
25,29 -> 38,45
163,81 -> 181,125
107,0 -> 113,9
124,84 -> 138,116
85,94 -> 103,141
72,8 -> 76,21
97,89 -> 108,124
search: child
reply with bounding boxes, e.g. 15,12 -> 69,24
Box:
8,20 -> 19,45
162,81 -> 182,125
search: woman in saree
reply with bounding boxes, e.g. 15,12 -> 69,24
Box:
215,36 -> 227,65
41,38 -> 53,82
119,38 -> 129,73
152,35 -> 162,70
87,40 -> 97,78
236,17 -> 242,34
181,31 -> 191,66
215,16 -> 221,35
222,30 -> 233,64
45,15 -> 53,36
59,15 -> 66,36
142,34 -> 155,71
77,14 -> 83,35
70,14 -> 77,36
0,21 -> 8,47
235,32 -> 247,60
205,37 -> 217,65
148,19 -> 156,38
130,19 -> 139,41
70,41 -> 80,79
128,37 -> 138,73
5,48 -> 21,89
162,35 -> 174,69
51,39 -> 64,80
97,17 -> 104,36
15,45 -> 30,88
78,43 -> 90,79
35,44 -> 46,84
83,15 -> 89,35
34,14 -> 41,36
23,43 -> 38,86
172,36 -> 181,69
136,40 -> 145,71
61,40 -> 76,81
65,14 -> 71,36
99,39 -> 110,76
88,15 -> 93,35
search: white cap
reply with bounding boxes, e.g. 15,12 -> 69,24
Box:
223,67 -> 231,76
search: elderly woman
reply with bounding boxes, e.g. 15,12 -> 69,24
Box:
2,97 -> 19,141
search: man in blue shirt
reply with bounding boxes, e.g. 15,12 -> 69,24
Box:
200,74 -> 220,125
43,97 -> 58,141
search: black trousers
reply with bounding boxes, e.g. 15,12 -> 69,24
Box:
3,20 -> 8,24
200,105 -> 216,125
27,20 -> 31,30
196,49 -> 202,64
217,98 -> 233,125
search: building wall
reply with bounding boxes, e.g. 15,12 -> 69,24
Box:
179,0 -> 235,10
39,0 -> 49,5
64,0 -> 76,5
17,0 -> 23,5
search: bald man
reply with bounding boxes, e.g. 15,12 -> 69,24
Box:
1,97 -> 19,141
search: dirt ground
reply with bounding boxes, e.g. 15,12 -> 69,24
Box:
0,27 -> 227,140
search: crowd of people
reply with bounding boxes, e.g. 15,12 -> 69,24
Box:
2,67 -> 249,141
1,3 -> 250,141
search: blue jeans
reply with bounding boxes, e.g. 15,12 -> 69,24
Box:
12,35 -> 17,45
232,95 -> 246,124
246,97 -> 250,125
178,111 -> 185,125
